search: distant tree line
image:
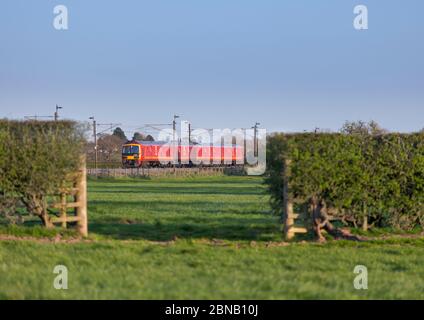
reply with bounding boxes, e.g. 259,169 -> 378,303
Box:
85,127 -> 154,165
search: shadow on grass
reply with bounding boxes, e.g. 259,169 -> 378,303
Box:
87,177 -> 272,241
89,185 -> 265,196
88,215 -> 281,242
0,176 -> 275,241
88,199 -> 267,215
88,176 -> 258,184
0,214 -> 280,242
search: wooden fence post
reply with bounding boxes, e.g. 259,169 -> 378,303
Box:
75,159 -> 88,237
60,192 -> 67,229
283,159 -> 295,240
282,159 -> 308,240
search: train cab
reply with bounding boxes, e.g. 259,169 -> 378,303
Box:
122,142 -> 142,168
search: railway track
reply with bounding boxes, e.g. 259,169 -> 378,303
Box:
87,166 -> 245,177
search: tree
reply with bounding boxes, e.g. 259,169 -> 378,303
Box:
113,127 -> 127,141
341,120 -> 387,136
132,132 -> 155,141
0,120 -> 86,227
340,121 -> 388,230
145,134 -> 155,141
133,132 -> 145,141
266,121 -> 424,242
97,134 -> 123,162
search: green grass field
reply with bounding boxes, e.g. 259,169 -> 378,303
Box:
1,176 -> 424,299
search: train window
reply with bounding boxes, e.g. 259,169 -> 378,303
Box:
122,145 -> 139,154
122,146 -> 131,154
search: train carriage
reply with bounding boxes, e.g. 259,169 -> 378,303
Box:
122,140 -> 244,168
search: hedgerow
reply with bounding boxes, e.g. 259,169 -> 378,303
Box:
266,122 -> 424,230
0,120 -> 86,226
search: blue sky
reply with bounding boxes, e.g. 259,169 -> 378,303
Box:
0,0 -> 423,136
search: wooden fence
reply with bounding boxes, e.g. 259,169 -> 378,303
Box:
282,159 -> 308,240
49,161 -> 88,236
87,166 -> 245,178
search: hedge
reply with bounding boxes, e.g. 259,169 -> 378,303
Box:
0,120 -> 86,226
266,123 -> 424,230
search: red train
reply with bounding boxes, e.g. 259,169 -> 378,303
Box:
122,140 -> 244,168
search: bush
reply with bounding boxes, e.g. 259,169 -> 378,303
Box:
266,122 -> 424,230
0,120 -> 86,226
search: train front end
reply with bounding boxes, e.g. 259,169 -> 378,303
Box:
122,142 -> 142,168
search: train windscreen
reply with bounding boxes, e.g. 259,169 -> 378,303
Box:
122,145 -> 140,155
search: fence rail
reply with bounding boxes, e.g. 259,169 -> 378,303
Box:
87,166 -> 245,177
50,160 -> 88,236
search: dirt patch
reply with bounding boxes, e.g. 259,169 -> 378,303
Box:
265,241 -> 290,248
367,233 -> 424,241
0,234 -> 91,244
1,232 -> 423,246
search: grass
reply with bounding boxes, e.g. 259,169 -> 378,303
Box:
87,176 -> 277,241
1,176 -> 424,299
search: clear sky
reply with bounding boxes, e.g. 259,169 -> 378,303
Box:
0,0 -> 423,136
